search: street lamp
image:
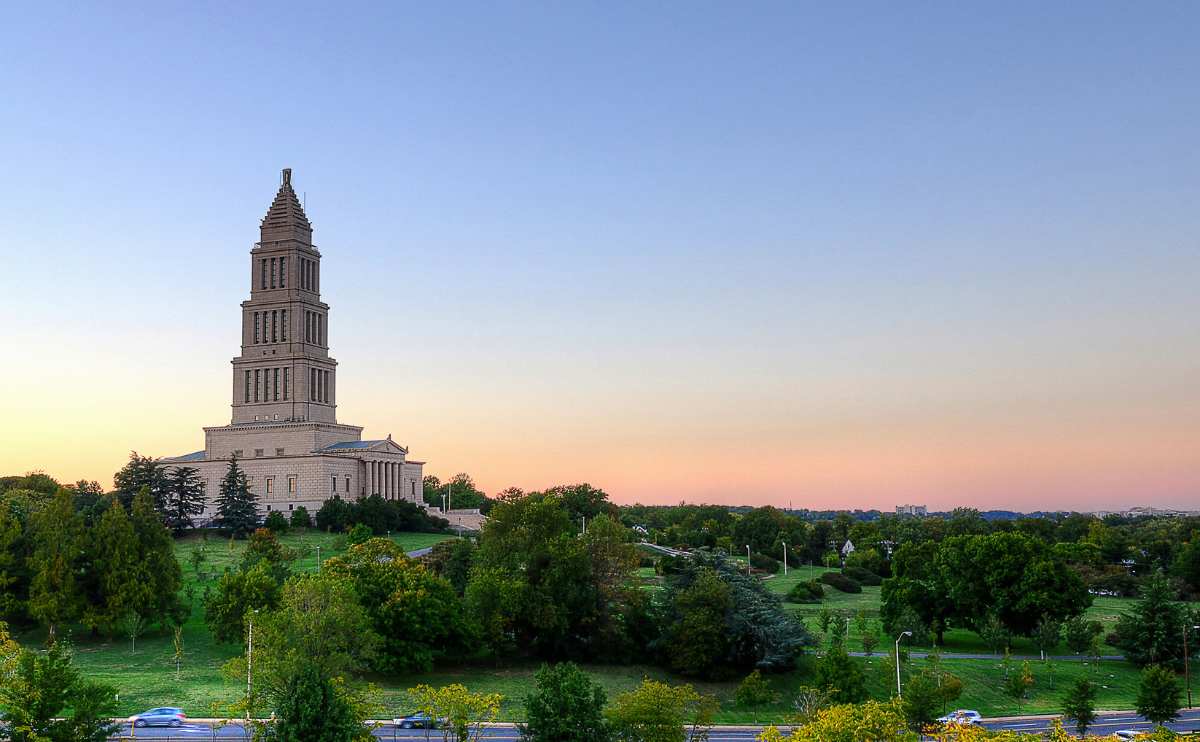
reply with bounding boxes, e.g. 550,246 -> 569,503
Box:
1186,625 -> 1200,708
246,609 -> 260,721
781,541 -> 788,577
895,631 -> 913,698
746,545 -> 752,576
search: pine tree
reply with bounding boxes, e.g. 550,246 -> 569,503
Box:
1062,677 -> 1097,736
214,458 -> 259,538
27,490 -> 86,641
113,451 -> 167,511
88,495 -> 149,636
162,466 -> 205,533
1114,571 -> 1187,667
130,489 -> 184,626
1136,664 -> 1182,727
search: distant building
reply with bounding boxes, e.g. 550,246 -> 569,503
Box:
895,504 -> 928,517
160,169 -> 425,519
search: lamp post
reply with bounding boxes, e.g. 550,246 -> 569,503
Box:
782,542 -> 788,577
1187,625 -> 1200,708
895,631 -> 913,698
315,545 -> 321,572
246,609 -> 259,721
746,545 -> 751,576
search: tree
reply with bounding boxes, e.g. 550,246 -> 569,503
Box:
316,497 -> 352,532
27,489 -> 86,640
520,662 -> 610,742
129,488 -> 184,627
464,565 -> 524,659
113,451 -> 166,511
162,466 -> 205,533
605,679 -> 717,742
87,494 -> 147,636
757,699 -> 911,742
659,567 -> 731,677
1061,677 -> 1097,737
264,510 -> 289,533
978,612 -> 1012,656
1063,616 -> 1104,661
734,670 -> 779,723
213,458 -> 259,537
239,527 -> 294,584
204,563 -> 281,643
0,499 -> 25,622
1033,615 -> 1062,660
1002,661 -> 1034,713
406,683 -> 503,742
323,538 -> 471,672
861,631 -> 879,656
1114,571 -> 1188,668
1136,665 -> 1182,727
289,505 -> 311,529
425,538 -> 476,595
899,671 -> 943,732
271,664 -> 363,742
814,645 -> 867,704
0,641 -> 119,742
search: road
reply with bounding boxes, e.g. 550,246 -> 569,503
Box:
102,708 -> 1200,739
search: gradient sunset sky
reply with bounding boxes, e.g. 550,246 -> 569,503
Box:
1,3 -> 1197,511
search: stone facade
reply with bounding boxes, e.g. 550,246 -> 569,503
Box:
161,170 -> 424,520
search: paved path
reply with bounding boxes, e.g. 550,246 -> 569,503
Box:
849,650 -> 1126,661
982,707 -> 1200,736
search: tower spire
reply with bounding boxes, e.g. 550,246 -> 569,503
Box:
260,167 -> 312,243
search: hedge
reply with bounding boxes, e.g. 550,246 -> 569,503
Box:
785,580 -> 825,604
819,571 -> 863,593
842,566 -> 882,586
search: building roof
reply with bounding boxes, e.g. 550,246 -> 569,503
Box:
164,451 -> 206,462
318,439 -> 390,450
260,168 -> 312,242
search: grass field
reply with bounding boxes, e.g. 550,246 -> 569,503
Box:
10,535 -> 1163,723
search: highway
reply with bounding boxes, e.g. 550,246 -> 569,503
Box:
102,708 -> 1200,739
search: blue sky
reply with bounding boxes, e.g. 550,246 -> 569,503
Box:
1,2 -> 1197,509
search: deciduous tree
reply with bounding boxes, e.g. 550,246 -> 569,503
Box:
27,490 -> 86,640
605,679 -> 716,742
520,662 -> 609,742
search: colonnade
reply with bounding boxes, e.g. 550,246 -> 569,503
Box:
364,459 -> 406,500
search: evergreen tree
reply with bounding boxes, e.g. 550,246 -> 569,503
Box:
130,489 -> 184,626
813,645 -> 867,703
0,641 -> 119,742
1114,571 -> 1187,668
87,495 -> 149,636
270,664 -> 360,742
0,500 -> 24,622
1137,665 -> 1182,727
1062,677 -> 1097,737
27,490 -> 86,640
112,451 -> 166,511
213,458 -> 259,537
162,466 -> 205,533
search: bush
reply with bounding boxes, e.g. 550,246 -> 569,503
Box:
346,523 -> 372,545
842,566 -> 881,586
289,506 -> 311,529
786,580 -> 825,604
750,552 -> 781,574
819,572 -> 862,594
263,510 -> 289,533
315,497 -> 352,532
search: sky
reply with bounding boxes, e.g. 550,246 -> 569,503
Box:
0,2 -> 1197,511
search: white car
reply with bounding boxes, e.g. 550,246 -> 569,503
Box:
937,709 -> 983,725
1113,732 -> 1146,740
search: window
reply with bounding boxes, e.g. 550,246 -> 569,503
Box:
345,476 -> 351,492
318,314 -> 324,345
244,371 -> 251,402
411,481 -> 416,495
280,257 -> 287,288
271,310 -> 277,342
255,448 -> 264,458
276,448 -> 284,456
254,369 -> 261,402
265,476 -> 273,495
331,474 -> 337,493
261,259 -> 267,289
270,257 -> 277,289
288,503 -> 293,511
280,309 -> 287,340
283,368 -> 289,400
273,368 -> 280,400
288,476 -> 296,494
254,313 -> 260,343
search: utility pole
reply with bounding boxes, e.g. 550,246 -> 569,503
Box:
895,630 -> 912,698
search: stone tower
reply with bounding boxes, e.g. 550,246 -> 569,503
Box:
231,168 -> 337,425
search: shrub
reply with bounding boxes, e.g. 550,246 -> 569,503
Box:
819,572 -> 862,594
346,523 -> 372,545
750,552 -> 781,574
842,566 -> 881,586
289,506 -> 311,529
315,497 -> 352,532
263,510 -> 289,533
786,580 -> 825,604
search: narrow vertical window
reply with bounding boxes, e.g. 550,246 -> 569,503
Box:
280,257 -> 287,288
254,369 -> 261,402
288,476 -> 296,494
270,257 -> 277,289
273,368 -> 280,401
345,476 -> 351,492
244,371 -> 251,402
318,314 -> 324,345
283,368 -> 289,400
310,368 -> 317,401
280,309 -> 287,340
314,262 -> 319,292
271,310 -> 278,342
253,313 -> 260,343
331,474 -> 337,493
261,259 -> 267,289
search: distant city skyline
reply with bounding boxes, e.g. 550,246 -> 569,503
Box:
1,3 -> 1197,510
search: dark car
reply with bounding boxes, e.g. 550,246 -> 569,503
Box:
394,712 -> 440,729
129,707 -> 186,727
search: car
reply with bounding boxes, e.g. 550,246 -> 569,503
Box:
936,709 -> 983,725
394,712 -> 440,729
129,707 -> 186,728
1113,732 -> 1147,740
